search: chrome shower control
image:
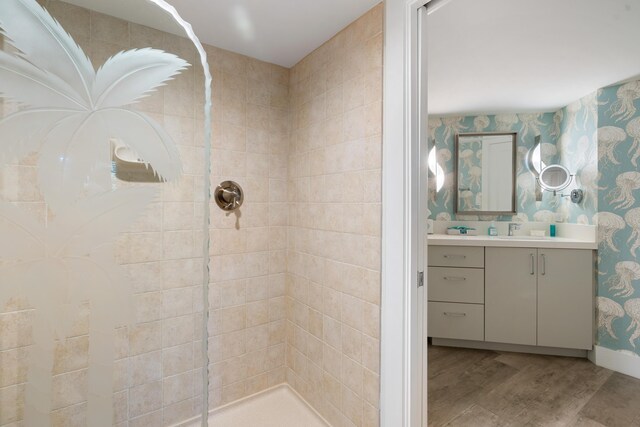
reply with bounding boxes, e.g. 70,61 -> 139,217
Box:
214,181 -> 244,211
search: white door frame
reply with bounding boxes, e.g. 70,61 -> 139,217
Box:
381,0 -> 430,425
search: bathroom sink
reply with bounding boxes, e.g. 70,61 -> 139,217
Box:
496,235 -> 551,241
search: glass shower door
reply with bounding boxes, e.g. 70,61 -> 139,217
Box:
0,0 -> 211,425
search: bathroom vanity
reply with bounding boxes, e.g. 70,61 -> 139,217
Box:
427,235 -> 597,356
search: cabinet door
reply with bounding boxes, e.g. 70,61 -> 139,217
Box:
485,247 -> 537,345
538,249 -> 594,349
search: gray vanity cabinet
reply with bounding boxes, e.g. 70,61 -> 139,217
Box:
485,247 -> 594,350
537,249 -> 594,350
485,248 -> 537,346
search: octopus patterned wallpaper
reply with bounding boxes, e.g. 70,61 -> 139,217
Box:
428,93 -> 599,225
596,79 -> 640,356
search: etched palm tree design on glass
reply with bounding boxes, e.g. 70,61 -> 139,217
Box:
0,0 -> 187,207
0,0 -> 189,424
0,189 -> 157,424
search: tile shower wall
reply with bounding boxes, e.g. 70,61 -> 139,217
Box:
206,48 -> 291,406
286,5 -> 383,427
597,79 -> 640,356
428,92 -> 598,225
0,2 -> 384,425
0,2 -> 208,425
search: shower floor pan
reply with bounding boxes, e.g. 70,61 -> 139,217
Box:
184,385 -> 329,427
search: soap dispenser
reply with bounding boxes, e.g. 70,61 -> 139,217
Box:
488,221 -> 498,236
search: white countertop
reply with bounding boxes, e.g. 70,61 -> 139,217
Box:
428,234 -> 598,250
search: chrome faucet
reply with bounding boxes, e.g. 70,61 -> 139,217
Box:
508,223 -> 521,236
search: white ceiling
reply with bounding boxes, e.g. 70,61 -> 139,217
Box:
65,0 -> 381,68
427,0 -> 640,115
63,0 -> 640,114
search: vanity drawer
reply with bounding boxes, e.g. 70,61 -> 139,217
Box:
428,302 -> 484,341
428,267 -> 484,303
428,246 -> 484,268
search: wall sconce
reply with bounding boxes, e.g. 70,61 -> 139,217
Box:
428,146 -> 445,192
526,136 -> 545,201
526,135 -> 546,176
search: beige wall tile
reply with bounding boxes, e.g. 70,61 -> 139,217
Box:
129,381 -> 163,418
246,300 -> 269,327
342,385 -> 363,426
246,324 -> 270,352
323,343 -> 342,380
324,315 -> 343,351
163,315 -> 195,347
218,280 -> 246,307
342,325 -> 363,364
220,306 -> 246,333
284,4 -> 382,425
164,398 -> 198,426
0,383 -> 24,424
163,343 -> 194,377
50,400 -> 88,425
47,1 -> 90,41
364,401 -> 380,427
130,23 -> 164,49
363,368 -> 380,408
51,370 -> 87,410
90,11 -> 129,46
362,335 -> 380,374
163,371 -> 194,406
0,347 -> 28,388
130,351 -> 162,387
129,321 -> 162,356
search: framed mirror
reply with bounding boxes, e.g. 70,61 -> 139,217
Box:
454,132 -> 517,215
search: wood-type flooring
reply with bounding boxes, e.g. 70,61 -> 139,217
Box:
428,344 -> 640,427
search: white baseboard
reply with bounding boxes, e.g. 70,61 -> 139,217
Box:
589,345 -> 640,380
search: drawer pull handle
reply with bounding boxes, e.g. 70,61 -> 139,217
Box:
443,255 -> 466,259
444,276 -> 466,281
443,312 -> 467,317
541,254 -> 546,275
